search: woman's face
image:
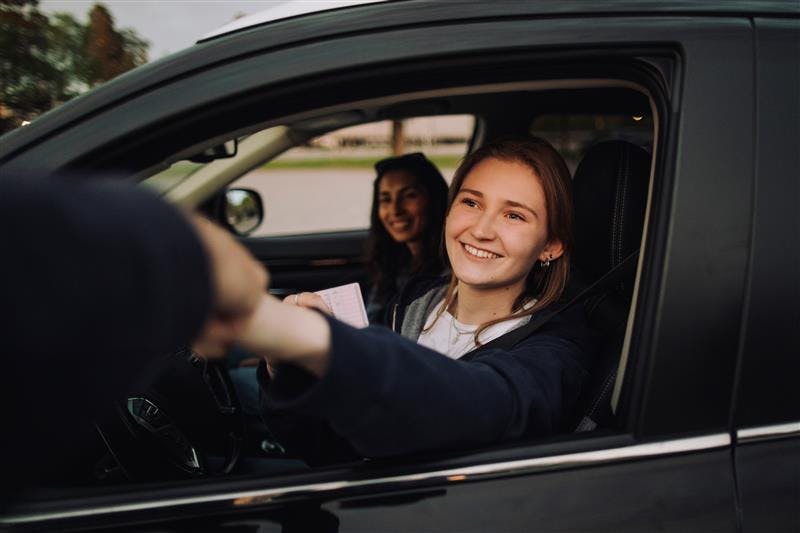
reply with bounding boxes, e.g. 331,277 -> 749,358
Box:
445,157 -> 563,294
377,169 -> 429,245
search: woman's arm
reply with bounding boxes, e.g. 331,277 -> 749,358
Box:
239,294 -> 333,377
246,304 -> 592,458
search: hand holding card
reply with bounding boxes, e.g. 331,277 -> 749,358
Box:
314,282 -> 369,328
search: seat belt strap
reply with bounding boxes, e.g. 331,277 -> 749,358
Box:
462,250 -> 640,359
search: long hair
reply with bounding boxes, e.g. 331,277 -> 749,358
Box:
433,136 -> 574,344
365,152 -> 449,305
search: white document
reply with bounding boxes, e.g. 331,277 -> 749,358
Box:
315,282 -> 369,329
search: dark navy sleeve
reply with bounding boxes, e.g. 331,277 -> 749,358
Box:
256,361 -> 360,465
0,176 -> 212,492
262,307 -> 592,458
0,177 -> 212,362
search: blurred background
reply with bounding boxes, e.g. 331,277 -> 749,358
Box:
0,0 -> 283,133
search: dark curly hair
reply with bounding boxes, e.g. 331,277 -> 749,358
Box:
365,152 -> 449,306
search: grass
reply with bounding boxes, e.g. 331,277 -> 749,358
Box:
153,156 -> 463,183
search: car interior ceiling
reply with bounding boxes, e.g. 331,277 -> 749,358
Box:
153,84 -> 653,209
288,88 -> 651,138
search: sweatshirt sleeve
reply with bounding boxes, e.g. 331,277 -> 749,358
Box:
263,307 -> 593,458
0,176 -> 213,484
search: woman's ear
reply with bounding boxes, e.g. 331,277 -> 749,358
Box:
538,239 -> 564,262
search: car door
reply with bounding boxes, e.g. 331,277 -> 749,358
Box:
0,4 -> 762,532
731,16 -> 800,533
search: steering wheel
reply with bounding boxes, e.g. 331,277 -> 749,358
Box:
93,348 -> 246,482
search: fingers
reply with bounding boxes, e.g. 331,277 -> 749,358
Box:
191,314 -> 250,358
283,292 -> 333,315
191,214 -> 269,316
189,214 -> 269,357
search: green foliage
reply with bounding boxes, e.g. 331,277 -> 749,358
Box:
0,1 -> 149,133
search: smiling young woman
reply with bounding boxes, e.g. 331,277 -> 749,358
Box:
365,153 -> 448,324
240,137 -> 593,463
422,137 -> 574,354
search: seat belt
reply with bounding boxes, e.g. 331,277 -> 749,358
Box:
462,249 -> 640,360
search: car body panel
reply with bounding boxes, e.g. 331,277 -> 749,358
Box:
2,0 -> 797,165
732,16 -> 800,533
625,17 -> 754,436
4,434 -> 736,531
201,0 -> 389,41
0,17 -> 740,179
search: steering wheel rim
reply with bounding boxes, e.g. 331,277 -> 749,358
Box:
94,349 -> 246,482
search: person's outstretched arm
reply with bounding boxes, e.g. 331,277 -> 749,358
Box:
0,175 -> 265,492
239,294 -> 590,459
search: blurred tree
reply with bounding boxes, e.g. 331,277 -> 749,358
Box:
84,3 -> 146,85
391,120 -> 404,155
0,1 -> 148,133
0,0 -> 63,132
47,13 -> 92,96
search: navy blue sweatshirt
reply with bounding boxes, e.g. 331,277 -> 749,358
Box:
0,177 -> 212,495
259,278 -> 594,462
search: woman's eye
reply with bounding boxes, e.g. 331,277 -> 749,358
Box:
507,212 -> 526,221
461,198 -> 478,208
378,197 -> 391,204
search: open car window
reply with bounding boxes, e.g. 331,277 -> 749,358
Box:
230,115 -> 475,237
61,82 -> 657,485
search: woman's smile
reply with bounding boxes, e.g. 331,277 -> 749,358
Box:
387,217 -> 412,231
461,242 -> 502,260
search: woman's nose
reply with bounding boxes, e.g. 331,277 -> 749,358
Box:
470,212 -> 496,240
392,197 -> 406,214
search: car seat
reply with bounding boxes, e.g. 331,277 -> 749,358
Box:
568,140 -> 651,431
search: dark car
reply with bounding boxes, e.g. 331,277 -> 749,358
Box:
0,1 -> 798,531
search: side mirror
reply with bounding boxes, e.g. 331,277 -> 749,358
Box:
223,188 -> 263,237
188,139 -> 237,163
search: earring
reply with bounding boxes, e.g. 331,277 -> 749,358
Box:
542,256 -> 552,268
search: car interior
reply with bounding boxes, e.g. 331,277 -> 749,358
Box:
19,76 -> 661,502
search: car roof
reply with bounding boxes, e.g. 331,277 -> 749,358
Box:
201,0 -> 389,42
1,0 -> 797,163
197,0 -> 799,43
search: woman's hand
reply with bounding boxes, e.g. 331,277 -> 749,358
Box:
190,215 -> 268,358
283,292 -> 333,315
238,294 -> 332,378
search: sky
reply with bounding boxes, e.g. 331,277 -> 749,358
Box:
40,1 -> 284,59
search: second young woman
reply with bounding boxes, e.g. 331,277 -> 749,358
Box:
365,152 -> 448,323
240,136 -> 594,462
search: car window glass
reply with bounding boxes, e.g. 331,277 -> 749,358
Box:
230,115 -> 475,237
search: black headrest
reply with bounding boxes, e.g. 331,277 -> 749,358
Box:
573,141 -> 650,280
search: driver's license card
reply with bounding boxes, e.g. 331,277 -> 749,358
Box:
314,282 -> 369,328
